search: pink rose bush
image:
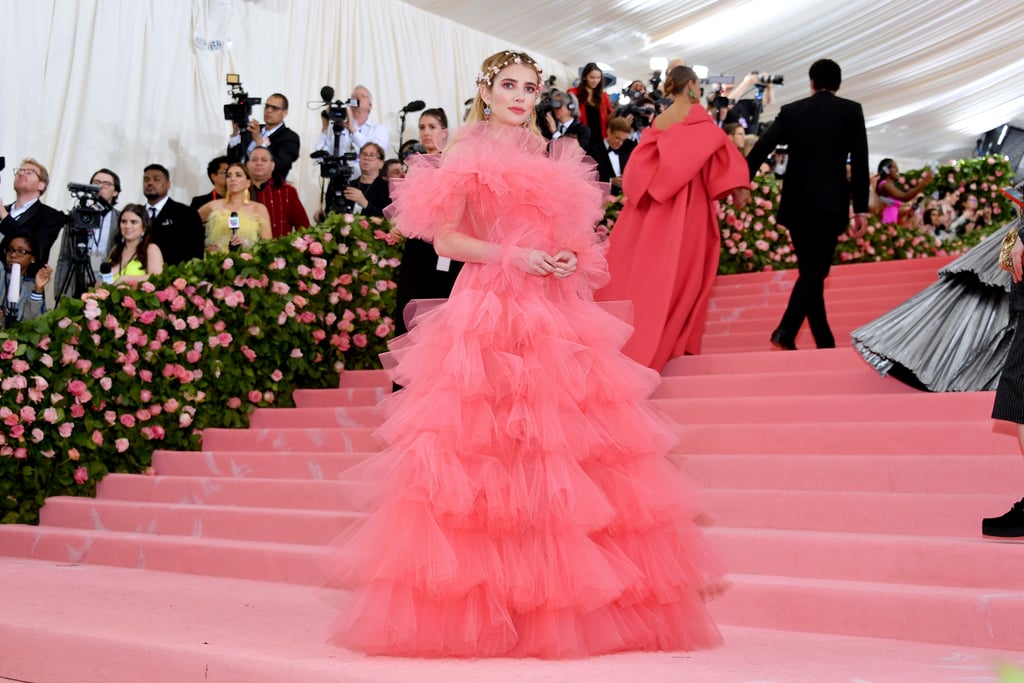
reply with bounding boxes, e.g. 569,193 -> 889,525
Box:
0,212 -> 401,524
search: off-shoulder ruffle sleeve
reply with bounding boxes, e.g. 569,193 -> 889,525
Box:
384,151 -> 471,242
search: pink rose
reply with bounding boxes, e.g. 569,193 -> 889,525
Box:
248,390 -> 262,403
14,448 -> 28,460
19,406 -> 36,423
74,466 -> 88,484
222,258 -> 234,269
290,348 -> 303,358
120,414 -> 136,428
12,359 -> 29,374
68,379 -> 88,396
92,430 -> 104,446
42,407 -> 59,424
375,323 -> 390,338
308,241 -> 324,255
164,398 -> 179,413
227,397 -> 242,409
353,334 -> 367,348
115,438 -> 129,453
2,339 -> 18,355
59,423 -> 74,438
179,413 -> 193,428
270,370 -> 283,382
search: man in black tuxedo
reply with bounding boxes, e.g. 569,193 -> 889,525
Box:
190,156 -> 229,211
142,164 -> 204,266
0,158 -> 67,266
227,93 -> 300,181
590,116 -> 637,195
746,59 -> 869,350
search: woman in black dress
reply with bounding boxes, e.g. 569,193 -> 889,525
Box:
391,108 -> 463,336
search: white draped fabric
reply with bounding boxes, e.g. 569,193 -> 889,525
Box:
0,0 -> 573,218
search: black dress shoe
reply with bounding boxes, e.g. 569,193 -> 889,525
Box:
983,497 -> 1024,537
770,328 -> 797,351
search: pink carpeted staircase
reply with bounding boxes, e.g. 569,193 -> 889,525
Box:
2,255 -> 1023,683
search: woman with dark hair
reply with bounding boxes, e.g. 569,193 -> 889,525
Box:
199,162 -> 272,253
106,204 -> 164,283
596,65 -> 751,370
0,231 -> 50,326
569,62 -> 613,142
876,158 -> 932,224
343,142 -> 391,217
391,107 -> 463,338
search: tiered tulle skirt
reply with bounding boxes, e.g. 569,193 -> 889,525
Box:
325,263 -> 726,658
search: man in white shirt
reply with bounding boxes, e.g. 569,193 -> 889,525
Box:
314,86 -> 390,176
54,168 -> 121,298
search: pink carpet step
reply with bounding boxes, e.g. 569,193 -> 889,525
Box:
709,266 -> 940,295
676,452 -> 1024,494
704,309 -> 899,336
663,347 -> 870,375
673,420 -> 1018,455
337,369 -> 390,387
152,449 -> 369,479
38,496 -> 359,546
201,426 -> 379,452
709,255 -> 952,286
292,386 -> 388,407
0,525 -> 327,584
703,326 -> 868,352
655,392 -> 995,424
714,573 -> 1024,651
4,558 -> 1014,683
249,406 -> 383,429
707,526 -> 1024,589
653,369 -> 918,398
702,488 -> 1005,536
96,473 -> 362,510
706,281 -> 928,310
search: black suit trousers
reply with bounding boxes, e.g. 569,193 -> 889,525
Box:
778,215 -> 847,348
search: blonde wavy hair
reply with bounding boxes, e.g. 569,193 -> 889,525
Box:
465,50 -> 543,136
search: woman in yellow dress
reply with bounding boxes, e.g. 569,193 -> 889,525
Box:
107,204 -> 164,283
198,162 -> 272,253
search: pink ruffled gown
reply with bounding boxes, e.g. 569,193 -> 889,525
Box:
326,123 -> 726,658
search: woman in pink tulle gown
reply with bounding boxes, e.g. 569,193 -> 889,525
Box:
326,50 -> 726,659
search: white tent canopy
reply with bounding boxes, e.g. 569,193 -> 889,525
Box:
3,0 -> 1023,218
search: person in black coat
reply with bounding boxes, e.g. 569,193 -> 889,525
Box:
745,58 -> 869,350
590,116 -> 637,195
190,156 -> 229,211
227,93 -> 300,181
142,164 -> 205,266
0,158 -> 67,267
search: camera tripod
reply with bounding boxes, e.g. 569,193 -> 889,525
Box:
56,231 -> 98,302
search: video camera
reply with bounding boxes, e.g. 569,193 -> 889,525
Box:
223,73 -> 261,129
319,86 -> 359,128
756,73 -> 784,86
67,182 -> 108,238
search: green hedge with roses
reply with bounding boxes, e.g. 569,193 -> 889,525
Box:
0,212 -> 400,524
0,154 -> 1014,525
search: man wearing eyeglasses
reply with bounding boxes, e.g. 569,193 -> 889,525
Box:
227,93 -> 301,181
54,168 -> 121,297
0,158 -> 67,267
314,86 -> 390,177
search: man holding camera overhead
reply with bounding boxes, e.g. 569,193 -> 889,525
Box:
314,86 -> 390,176
227,93 -> 301,182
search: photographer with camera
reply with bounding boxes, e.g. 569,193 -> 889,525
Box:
1,231 -> 50,328
227,90 -> 301,182
55,168 -> 121,299
720,71 -> 779,133
0,158 -> 66,268
313,86 -> 390,176
540,90 -> 590,151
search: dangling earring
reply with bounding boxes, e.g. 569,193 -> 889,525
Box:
226,190 -> 232,203
243,188 -> 250,204
483,105 -> 491,120
688,89 -> 699,103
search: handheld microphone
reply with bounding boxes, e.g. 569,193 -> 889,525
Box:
99,262 -> 114,285
401,100 -> 426,114
229,211 -> 240,251
7,262 -> 21,304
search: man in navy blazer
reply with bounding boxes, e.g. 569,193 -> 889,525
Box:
0,158 -> 67,267
746,59 -> 869,350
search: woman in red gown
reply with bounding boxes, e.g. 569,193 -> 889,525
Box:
597,66 -> 751,371
326,51 -> 726,659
